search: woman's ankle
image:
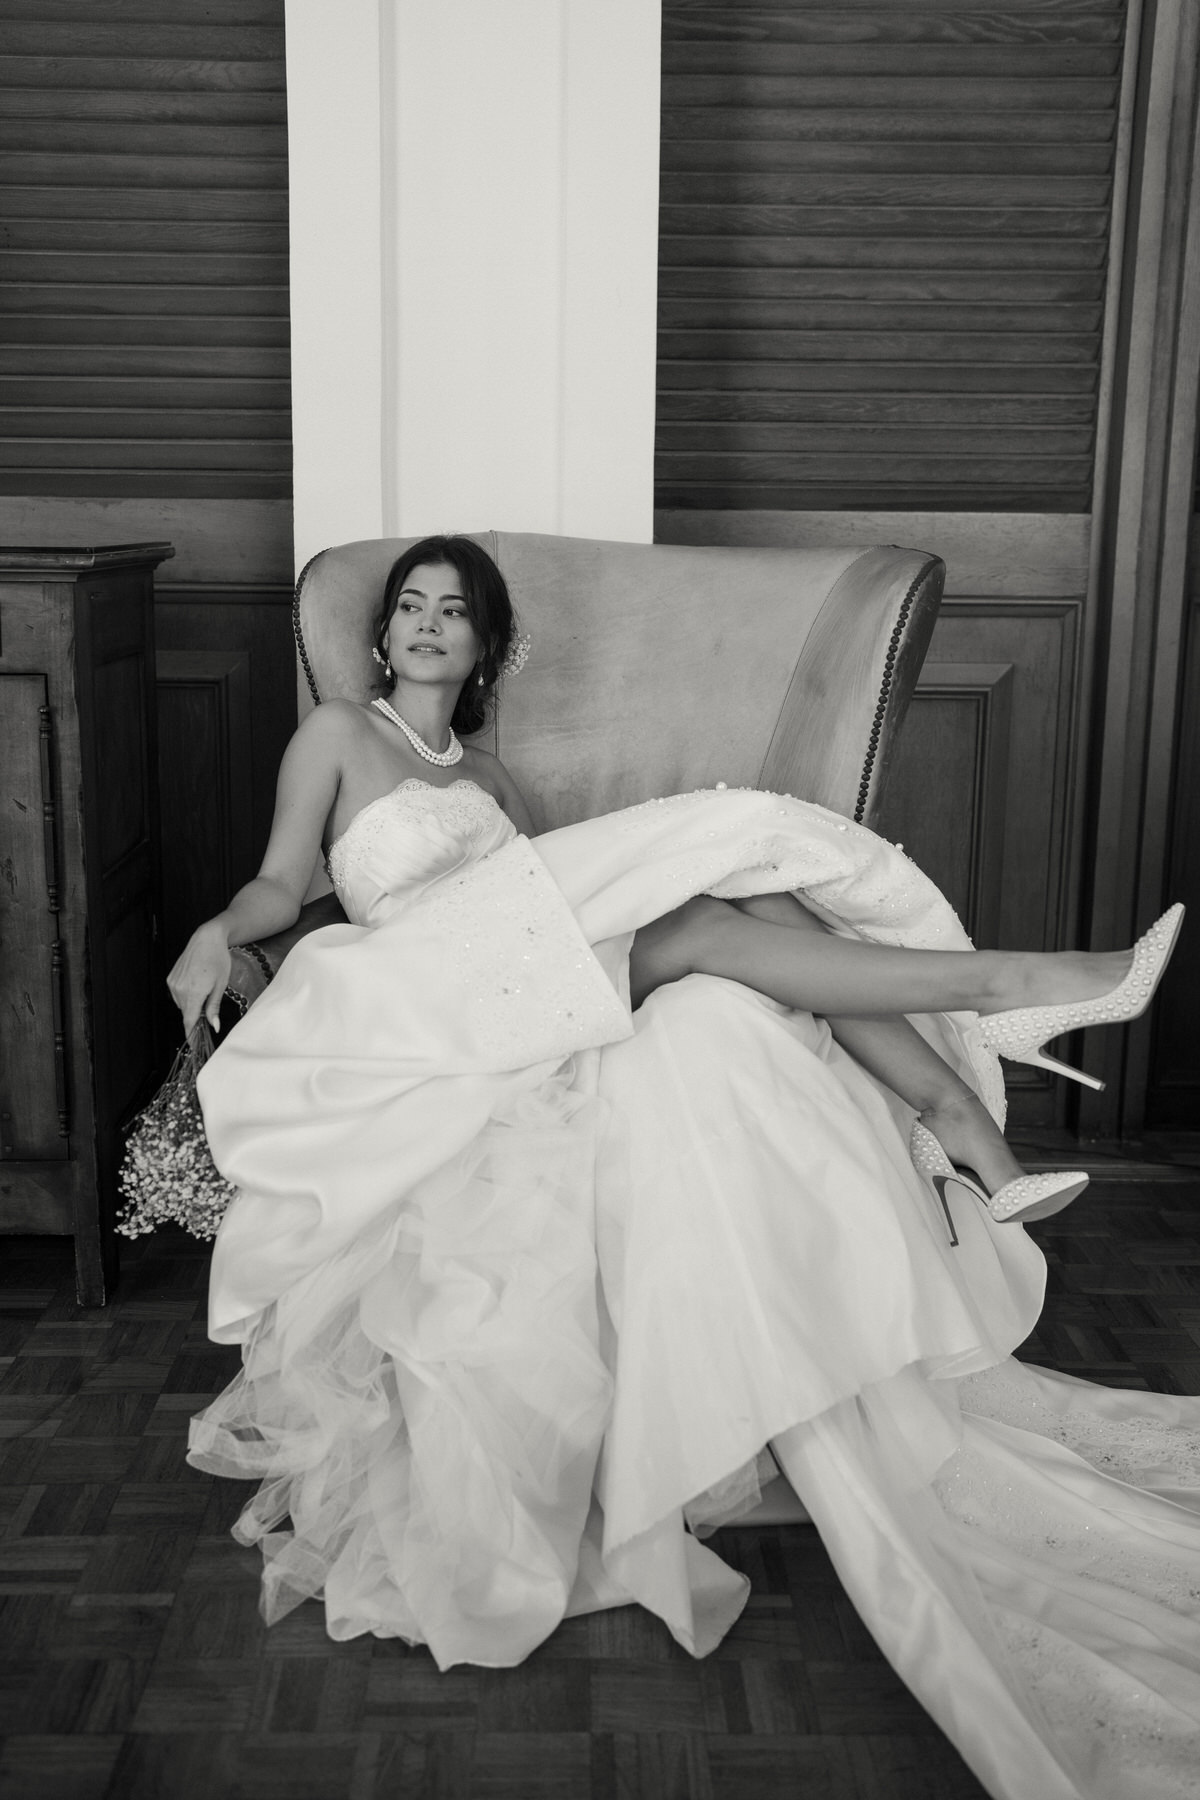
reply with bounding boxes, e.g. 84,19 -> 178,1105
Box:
973,949 -> 1023,1015
917,1091 -> 977,1132
918,1094 -> 1024,1193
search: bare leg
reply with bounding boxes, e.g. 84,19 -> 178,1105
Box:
629,894 -> 1132,1022
725,894 -> 1024,1192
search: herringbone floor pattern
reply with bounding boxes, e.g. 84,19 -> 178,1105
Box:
2,1169 -> 1198,1800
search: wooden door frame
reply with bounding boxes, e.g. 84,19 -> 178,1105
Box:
1079,0 -> 1200,1139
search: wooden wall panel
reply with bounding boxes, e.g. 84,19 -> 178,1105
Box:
656,1 -> 1125,513
875,660 -> 1012,948
0,0 -> 290,499
156,649 -> 252,966
154,587 -> 295,971
878,601 -> 1083,960
1147,553 -> 1200,1128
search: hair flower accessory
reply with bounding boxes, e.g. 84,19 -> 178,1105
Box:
501,633 -> 532,677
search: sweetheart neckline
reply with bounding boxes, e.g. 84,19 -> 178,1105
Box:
326,777 -> 498,865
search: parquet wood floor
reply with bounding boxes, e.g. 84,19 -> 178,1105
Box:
2,1168 -> 1198,1800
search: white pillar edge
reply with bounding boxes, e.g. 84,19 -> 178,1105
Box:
285,0 -> 386,572
286,0 -> 662,564
559,0 -> 661,542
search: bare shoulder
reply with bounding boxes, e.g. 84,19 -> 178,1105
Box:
276,700 -> 371,796
286,697 -> 370,759
295,697 -> 370,741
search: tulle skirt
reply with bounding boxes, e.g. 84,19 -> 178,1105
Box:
190,789 -> 1200,1799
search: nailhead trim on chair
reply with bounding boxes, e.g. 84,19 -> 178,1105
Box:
293,548 -> 330,708
853,555 -> 940,825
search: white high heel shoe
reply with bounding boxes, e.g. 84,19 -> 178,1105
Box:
908,1121 -> 960,1245
909,1120 -> 1090,1230
977,903 -> 1185,1091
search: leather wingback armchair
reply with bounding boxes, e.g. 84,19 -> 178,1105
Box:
227,531 -> 944,1005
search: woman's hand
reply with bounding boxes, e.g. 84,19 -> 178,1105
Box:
167,920 -> 232,1038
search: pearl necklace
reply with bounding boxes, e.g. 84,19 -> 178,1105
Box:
371,697 -> 464,766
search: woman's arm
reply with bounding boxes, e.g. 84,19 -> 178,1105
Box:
167,706 -> 347,1035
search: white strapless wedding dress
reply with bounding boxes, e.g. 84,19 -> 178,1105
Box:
191,780 -> 1200,1800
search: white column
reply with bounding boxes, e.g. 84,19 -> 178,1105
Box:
557,2 -> 663,541
286,0 -> 661,571
285,0 -> 386,568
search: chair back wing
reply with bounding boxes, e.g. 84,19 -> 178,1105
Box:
758,545 -> 943,824
295,531 -> 944,832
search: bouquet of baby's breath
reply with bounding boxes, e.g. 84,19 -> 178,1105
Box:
117,1021 -> 237,1240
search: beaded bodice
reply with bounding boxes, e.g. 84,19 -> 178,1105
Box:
326,778 -> 516,928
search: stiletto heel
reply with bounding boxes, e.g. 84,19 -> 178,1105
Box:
1017,1047 -> 1105,1092
908,1121 -> 959,1246
932,1185 -> 959,1246
909,1120 -> 1089,1229
978,903 -> 1184,1088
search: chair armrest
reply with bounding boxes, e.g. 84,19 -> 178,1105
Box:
224,890 -> 349,1007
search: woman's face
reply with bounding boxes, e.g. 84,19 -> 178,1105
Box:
384,561 -> 481,689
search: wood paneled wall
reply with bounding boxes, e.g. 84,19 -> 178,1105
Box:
657,1 -> 1200,1143
0,0 -> 289,499
656,0 -> 1138,1135
656,1 -> 1123,514
1147,516 -> 1200,1129
2,0 -> 296,1060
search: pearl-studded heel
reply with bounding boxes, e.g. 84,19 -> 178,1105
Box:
910,1120 -> 1089,1230
977,903 -> 1185,1090
908,1120 -> 960,1246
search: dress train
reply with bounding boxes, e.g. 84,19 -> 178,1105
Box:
188,783 -> 1200,1798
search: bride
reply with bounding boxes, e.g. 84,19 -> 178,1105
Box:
173,535 -> 1198,1800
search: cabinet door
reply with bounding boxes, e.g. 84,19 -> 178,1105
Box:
0,672 -> 70,1163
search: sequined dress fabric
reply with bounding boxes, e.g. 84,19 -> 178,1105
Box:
192,783 -> 1200,1799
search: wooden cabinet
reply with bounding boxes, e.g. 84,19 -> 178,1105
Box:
0,544 -> 172,1304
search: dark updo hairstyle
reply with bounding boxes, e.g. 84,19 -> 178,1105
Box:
374,534 -> 518,738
